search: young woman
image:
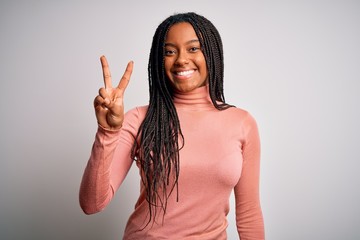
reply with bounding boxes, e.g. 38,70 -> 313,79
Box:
80,12 -> 264,239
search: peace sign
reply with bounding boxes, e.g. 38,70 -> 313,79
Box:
94,55 -> 133,130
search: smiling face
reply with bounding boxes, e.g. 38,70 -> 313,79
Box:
164,22 -> 208,93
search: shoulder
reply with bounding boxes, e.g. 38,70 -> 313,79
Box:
125,105 -> 148,119
222,106 -> 259,138
225,106 -> 257,125
122,105 -> 149,130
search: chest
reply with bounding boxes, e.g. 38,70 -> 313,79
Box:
177,110 -> 244,188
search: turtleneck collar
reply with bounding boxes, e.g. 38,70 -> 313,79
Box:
172,85 -> 215,111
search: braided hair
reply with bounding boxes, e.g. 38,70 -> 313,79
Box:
131,12 -> 232,228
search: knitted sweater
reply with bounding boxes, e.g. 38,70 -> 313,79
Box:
80,85 -> 264,239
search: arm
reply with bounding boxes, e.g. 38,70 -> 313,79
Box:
79,127 -> 122,214
234,113 -> 265,239
79,56 -> 135,214
79,109 -> 139,214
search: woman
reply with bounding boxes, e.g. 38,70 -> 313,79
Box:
80,12 -> 264,239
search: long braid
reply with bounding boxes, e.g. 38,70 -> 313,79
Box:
131,12 -> 232,229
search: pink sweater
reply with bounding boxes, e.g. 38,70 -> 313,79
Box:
80,86 -> 264,239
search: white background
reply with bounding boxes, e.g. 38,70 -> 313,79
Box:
1,0 -> 359,239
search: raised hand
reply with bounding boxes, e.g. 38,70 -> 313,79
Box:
94,55 -> 133,130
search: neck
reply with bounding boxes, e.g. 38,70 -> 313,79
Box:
172,85 -> 215,110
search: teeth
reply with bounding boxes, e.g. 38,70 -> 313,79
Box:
176,70 -> 194,76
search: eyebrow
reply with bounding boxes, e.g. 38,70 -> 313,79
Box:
164,39 -> 200,47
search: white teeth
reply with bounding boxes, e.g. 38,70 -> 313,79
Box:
176,70 -> 194,76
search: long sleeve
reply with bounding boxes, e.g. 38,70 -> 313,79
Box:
79,107 -> 142,214
234,113 -> 265,239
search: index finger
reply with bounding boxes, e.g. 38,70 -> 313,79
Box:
100,55 -> 112,89
117,61 -> 134,93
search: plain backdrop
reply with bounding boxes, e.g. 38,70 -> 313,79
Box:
1,0 -> 359,239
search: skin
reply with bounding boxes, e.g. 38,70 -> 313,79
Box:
94,56 -> 133,130
164,22 -> 208,93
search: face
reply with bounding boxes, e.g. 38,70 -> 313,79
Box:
164,22 -> 208,93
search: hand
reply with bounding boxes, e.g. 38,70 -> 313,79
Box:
94,55 -> 133,130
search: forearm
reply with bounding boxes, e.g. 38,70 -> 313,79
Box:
235,169 -> 264,239
79,127 -> 120,214
236,198 -> 264,239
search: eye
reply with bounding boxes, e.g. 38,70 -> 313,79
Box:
164,49 -> 176,56
189,46 -> 200,52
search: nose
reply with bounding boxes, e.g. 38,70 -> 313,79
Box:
175,50 -> 189,66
